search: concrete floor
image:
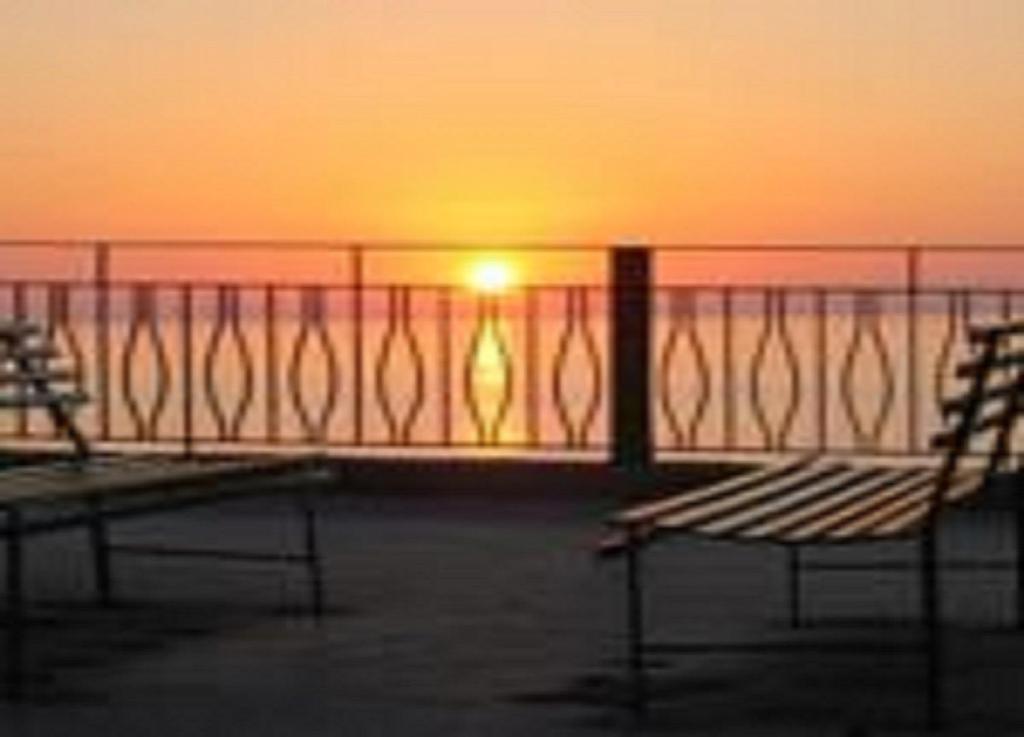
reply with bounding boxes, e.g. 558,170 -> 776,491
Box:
1,489 -> 1023,736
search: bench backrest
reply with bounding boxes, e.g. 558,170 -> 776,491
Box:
0,321 -> 91,459
929,321 -> 1024,522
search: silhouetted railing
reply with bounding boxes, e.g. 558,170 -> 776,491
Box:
3,241 -> 1024,458
653,285 -> 1024,455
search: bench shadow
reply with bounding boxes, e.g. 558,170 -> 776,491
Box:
1,597 -> 352,704
509,625 -> 1024,735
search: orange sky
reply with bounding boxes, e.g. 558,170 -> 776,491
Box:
2,1 -> 1023,245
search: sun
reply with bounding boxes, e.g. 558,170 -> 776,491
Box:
468,259 -> 517,294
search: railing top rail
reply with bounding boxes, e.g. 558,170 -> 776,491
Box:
654,243 -> 1024,253
0,240 -> 607,252
5,240 -> 1024,253
5,276 -> 1024,296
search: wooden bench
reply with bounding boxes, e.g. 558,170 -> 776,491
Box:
0,320 -> 329,697
599,320 -> 1024,730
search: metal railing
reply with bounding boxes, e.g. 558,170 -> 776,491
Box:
3,240 -> 1024,458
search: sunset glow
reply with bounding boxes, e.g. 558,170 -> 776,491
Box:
468,260 -> 517,294
2,2 -> 1023,247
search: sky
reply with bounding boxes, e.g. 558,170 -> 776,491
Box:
2,0 -> 1023,247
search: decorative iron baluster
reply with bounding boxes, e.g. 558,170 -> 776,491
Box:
962,289 -> 974,328
551,287 -> 602,448
576,287 -> 603,447
44,284 -> 86,440
815,288 -> 828,450
45,284 -> 85,392
375,286 -> 426,444
839,292 -> 895,450
775,291 -> 802,449
438,287 -> 453,446
658,288 -> 710,449
180,285 -> 194,454
0,284 -> 9,439
749,289 -> 802,450
350,248 -> 365,445
121,285 -> 170,441
905,247 -> 921,454
722,287 -> 735,449
12,284 -> 27,437
524,286 -> 540,447
933,290 -> 970,413
463,293 -> 514,446
93,242 -> 111,441
748,290 -> 775,449
288,287 -> 340,443
265,285 -> 279,444
203,286 -> 255,441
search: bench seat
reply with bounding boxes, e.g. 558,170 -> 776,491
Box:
599,321 -> 1024,731
601,456 -> 987,550
0,319 -> 329,697
0,454 -> 314,507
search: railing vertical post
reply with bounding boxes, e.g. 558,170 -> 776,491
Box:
815,288 -> 828,451
611,246 -> 652,469
12,284 -> 27,438
907,246 -> 921,453
438,286 -> 453,446
94,242 -> 111,442
181,285 -> 194,456
265,285 -> 279,445
524,286 -> 540,448
351,245 -> 365,446
722,287 -> 736,450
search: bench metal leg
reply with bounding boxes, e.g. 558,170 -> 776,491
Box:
87,498 -> 114,607
1016,499 -> 1024,630
787,546 -> 802,628
297,491 -> 324,618
5,508 -> 25,699
625,533 -> 647,715
921,530 -> 943,732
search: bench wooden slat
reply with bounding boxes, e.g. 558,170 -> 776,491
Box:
818,484 -> 935,540
811,469 -> 983,541
867,471 -> 985,538
768,467 -> 938,542
969,320 -> 1024,343
957,350 -> 1024,378
930,404 -> 1017,450
0,456 -> 165,496
0,455 -> 313,506
0,456 -> 189,500
0,321 -> 41,339
941,380 -> 1019,416
828,470 -> 984,541
0,343 -> 61,362
937,397 -> 1024,448
736,466 -> 923,540
653,461 -> 846,531
597,459 -> 825,554
602,462 -> 985,549
0,390 -> 88,409
0,367 -> 78,384
971,408 -> 1013,436
612,455 -> 818,527
693,466 -> 875,537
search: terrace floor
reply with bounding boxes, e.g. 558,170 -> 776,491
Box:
1,472 -> 1024,736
